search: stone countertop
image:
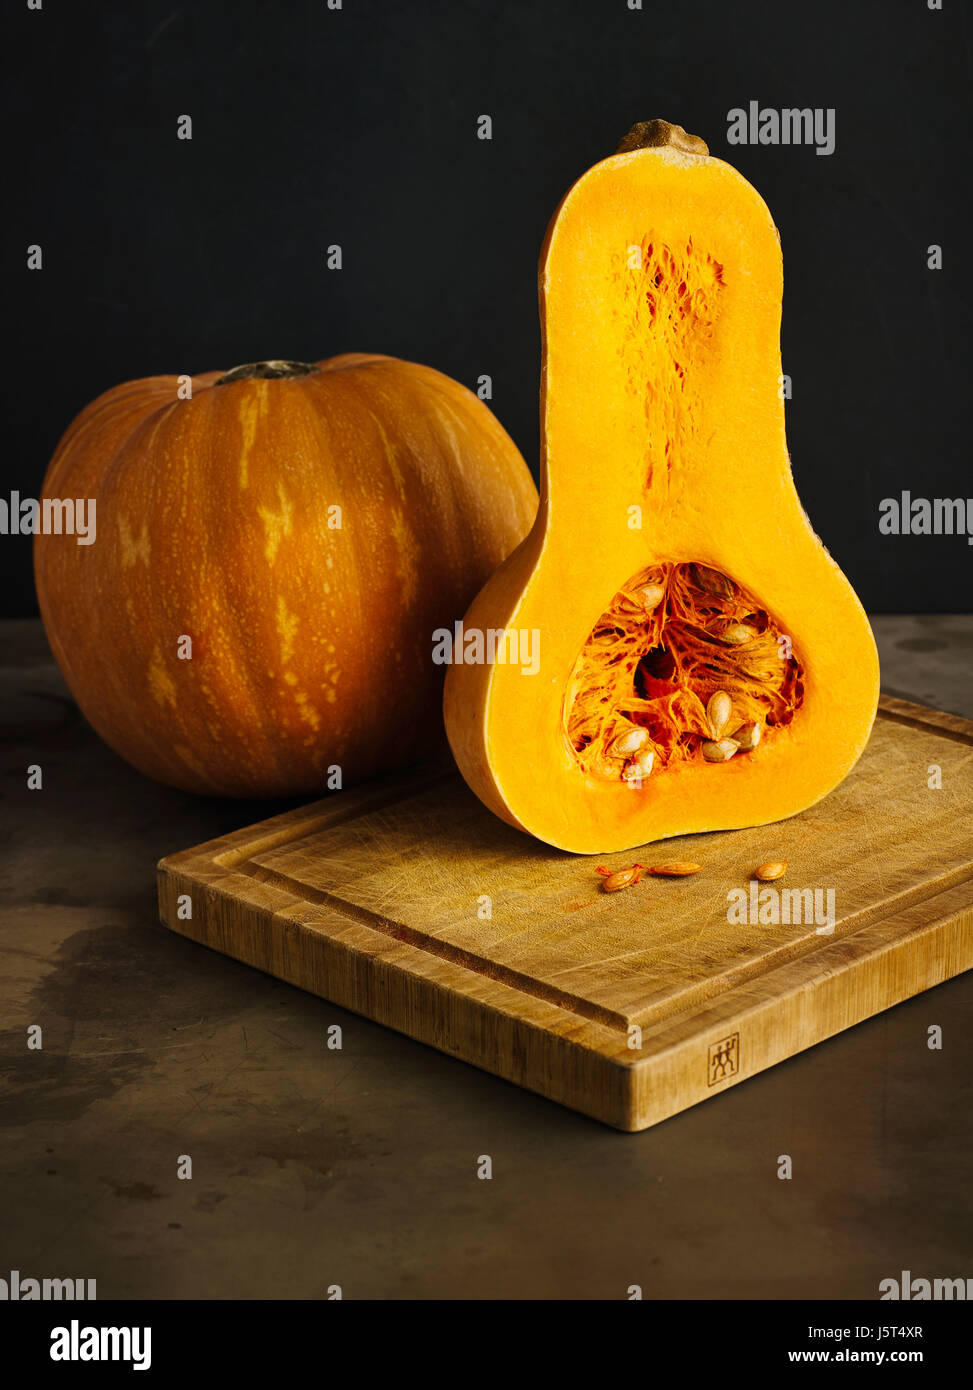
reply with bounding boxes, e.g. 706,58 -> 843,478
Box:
1,616 -> 970,1300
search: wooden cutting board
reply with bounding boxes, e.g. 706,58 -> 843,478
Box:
157,696 -> 973,1131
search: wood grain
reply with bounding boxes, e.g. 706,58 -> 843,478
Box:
158,696 -> 973,1130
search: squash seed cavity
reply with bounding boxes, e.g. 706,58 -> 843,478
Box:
564,560 -> 804,784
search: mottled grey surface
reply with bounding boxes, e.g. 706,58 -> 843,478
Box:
1,617 -> 970,1300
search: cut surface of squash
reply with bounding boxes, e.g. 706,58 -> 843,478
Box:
444,120 -> 879,854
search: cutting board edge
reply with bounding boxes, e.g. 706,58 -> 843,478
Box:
157,860 -> 639,1130
155,694 -> 973,1131
157,860 -> 973,1132
626,881 -> 973,1128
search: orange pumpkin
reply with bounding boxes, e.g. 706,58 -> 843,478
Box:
35,354 -> 537,796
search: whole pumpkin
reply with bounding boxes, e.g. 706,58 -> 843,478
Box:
35,353 -> 537,796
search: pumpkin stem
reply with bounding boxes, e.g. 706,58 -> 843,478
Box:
215,360 -> 319,385
615,119 -> 708,157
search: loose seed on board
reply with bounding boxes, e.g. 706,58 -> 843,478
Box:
732,721 -> 762,751
646,862 -> 703,877
706,690 -> 733,740
701,738 -> 739,763
622,748 -> 655,782
595,863 -> 646,892
609,726 -> 649,757
754,861 -> 787,881
721,622 -> 757,646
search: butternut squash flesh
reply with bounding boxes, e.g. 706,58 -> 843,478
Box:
444,122 -> 879,854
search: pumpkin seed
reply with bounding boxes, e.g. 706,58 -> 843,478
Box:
754,861 -> 787,881
600,864 -> 645,892
646,862 -> 702,877
706,690 -> 733,740
636,583 -> 666,611
701,738 -> 739,763
721,622 -> 757,646
622,748 -> 655,781
609,726 -> 649,757
691,563 -> 734,599
566,559 -> 805,787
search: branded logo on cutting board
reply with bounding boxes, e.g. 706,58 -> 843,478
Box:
708,1033 -> 739,1085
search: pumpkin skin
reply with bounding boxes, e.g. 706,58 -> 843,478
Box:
35,353 -> 537,796
444,121 -> 880,854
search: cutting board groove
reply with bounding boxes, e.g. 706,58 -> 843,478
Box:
158,696 -> 973,1130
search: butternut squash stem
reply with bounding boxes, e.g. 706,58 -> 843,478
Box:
615,119 -> 709,157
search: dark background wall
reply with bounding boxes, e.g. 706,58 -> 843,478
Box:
3,0 -> 968,615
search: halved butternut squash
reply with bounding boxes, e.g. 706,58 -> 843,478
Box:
444,119 -> 879,854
